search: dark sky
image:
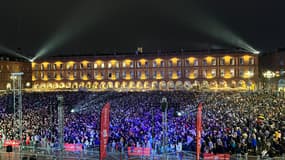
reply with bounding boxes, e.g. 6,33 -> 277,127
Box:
0,0 -> 284,57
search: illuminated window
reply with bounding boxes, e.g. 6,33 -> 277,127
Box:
145,71 -> 149,79
47,64 -> 51,70
137,62 -> 141,68
60,64 -> 64,70
122,71 -> 126,78
66,64 -> 70,70
73,71 -> 77,79
41,64 -> 44,70
87,71 -> 92,79
230,68 -> 235,77
108,62 -> 112,68
194,60 -> 198,66
161,61 -> 165,67
202,60 -> 207,66
41,72 -> 44,78
249,58 -> 254,65
177,70 -> 181,78
153,71 -> 157,78
73,64 -> 77,70
185,70 -> 189,77
185,60 -> 190,66
211,59 -> 216,66
137,71 -> 141,78
239,58 -> 244,65
87,63 -> 92,69
100,72 -> 105,78
115,62 -> 119,68
122,62 -> 126,68
202,69 -> 207,78
168,61 -> 173,67
130,62 -> 134,68
230,58 -> 235,65
177,60 -> 182,67
160,71 -> 165,78
153,61 -> 157,67
239,70 -> 244,77
94,71 -> 97,78
145,61 -> 149,67
220,69 -> 225,77
211,69 -> 216,77
116,71 -> 120,78
101,63 -> 105,68
80,63 -> 84,69
53,64 -> 56,70
168,71 -> 172,77
130,71 -> 134,78
94,63 -> 98,69
194,70 -> 199,77
220,59 -> 225,65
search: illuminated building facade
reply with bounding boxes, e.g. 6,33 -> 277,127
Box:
0,56 -> 32,90
32,50 -> 259,91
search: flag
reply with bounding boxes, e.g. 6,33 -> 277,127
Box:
196,102 -> 203,160
100,102 -> 110,160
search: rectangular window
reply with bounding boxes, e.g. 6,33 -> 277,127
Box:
130,71 -> 134,78
169,61 -> 173,67
160,71 -> 164,78
194,70 -> 199,78
211,69 -> 216,77
230,68 -> 235,77
153,71 -> 157,78
230,58 -> 235,65
145,61 -> 149,67
122,71 -> 126,78
101,63 -> 105,68
239,58 -> 244,65
185,60 -> 190,66
153,61 -> 157,67
137,71 -> 141,78
122,62 -> 126,68
145,71 -> 149,79
73,64 -> 77,70
177,70 -> 181,78
168,71 -> 172,78
194,60 -> 198,66
80,63 -> 84,69
108,63 -> 112,68
220,69 -> 225,77
116,71 -> 120,78
211,59 -> 216,66
202,59 -> 207,66
202,69 -> 207,78
94,63 -> 98,69
137,62 -> 141,68
239,70 -> 244,77
161,61 -> 165,67
220,59 -> 225,65
177,60 -> 182,67
115,62 -> 119,68
87,63 -> 92,69
249,58 -> 254,65
130,62 -> 134,68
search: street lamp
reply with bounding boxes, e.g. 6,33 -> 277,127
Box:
263,70 -> 275,92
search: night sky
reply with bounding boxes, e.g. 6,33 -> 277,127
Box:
0,0 -> 284,57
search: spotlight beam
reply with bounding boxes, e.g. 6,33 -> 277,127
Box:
34,0 -> 121,61
154,1 -> 259,53
0,45 -> 32,61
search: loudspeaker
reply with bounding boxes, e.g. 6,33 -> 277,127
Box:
6,145 -> 12,152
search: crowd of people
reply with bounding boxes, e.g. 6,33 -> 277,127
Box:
0,90 -> 284,158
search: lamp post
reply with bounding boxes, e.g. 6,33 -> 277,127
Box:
161,97 -> 168,159
263,70 -> 275,92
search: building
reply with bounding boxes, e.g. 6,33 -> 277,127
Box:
0,55 -> 32,91
259,48 -> 285,91
31,49 -> 259,91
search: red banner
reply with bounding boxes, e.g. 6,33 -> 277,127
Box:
64,143 -> 83,151
196,102 -> 203,160
100,102 -> 110,160
203,153 -> 230,160
128,147 -> 151,156
3,140 -> 20,147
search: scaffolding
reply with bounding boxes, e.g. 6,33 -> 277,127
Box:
11,72 -> 24,152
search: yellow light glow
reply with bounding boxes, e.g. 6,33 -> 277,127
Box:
154,58 -> 163,63
223,56 -> 232,65
189,74 -> 196,79
242,55 -> 251,64
187,57 -> 196,65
